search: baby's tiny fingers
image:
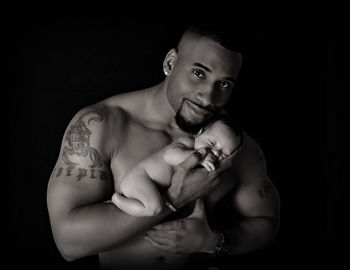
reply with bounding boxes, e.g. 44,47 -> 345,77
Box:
208,162 -> 216,171
201,162 -> 212,172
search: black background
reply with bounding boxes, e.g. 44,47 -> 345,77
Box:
6,13 -> 341,269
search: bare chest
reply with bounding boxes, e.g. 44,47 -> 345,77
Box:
110,121 -> 170,191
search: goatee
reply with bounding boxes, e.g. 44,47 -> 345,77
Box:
175,110 -> 216,135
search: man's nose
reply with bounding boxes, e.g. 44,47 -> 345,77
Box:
194,83 -> 216,106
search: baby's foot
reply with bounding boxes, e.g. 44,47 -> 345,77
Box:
111,193 -> 123,207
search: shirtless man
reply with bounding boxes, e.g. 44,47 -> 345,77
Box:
111,117 -> 242,217
47,22 -> 280,270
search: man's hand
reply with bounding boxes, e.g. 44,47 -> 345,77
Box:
144,199 -> 218,254
167,146 -> 241,209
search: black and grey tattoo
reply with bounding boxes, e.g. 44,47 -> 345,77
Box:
50,166 -> 111,181
257,182 -> 272,199
62,109 -> 103,168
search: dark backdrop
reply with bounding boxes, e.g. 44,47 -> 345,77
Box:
7,15 -> 340,269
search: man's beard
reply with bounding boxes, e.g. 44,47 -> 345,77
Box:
175,100 -> 218,135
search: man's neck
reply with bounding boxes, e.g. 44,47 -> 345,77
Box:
146,82 -> 187,137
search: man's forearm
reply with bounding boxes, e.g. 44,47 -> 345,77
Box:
53,202 -> 172,261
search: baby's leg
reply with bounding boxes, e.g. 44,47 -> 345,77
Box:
111,166 -> 163,217
111,193 -> 148,216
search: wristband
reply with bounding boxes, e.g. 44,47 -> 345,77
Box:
163,193 -> 178,212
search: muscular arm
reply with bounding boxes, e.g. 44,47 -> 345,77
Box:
217,135 -> 280,255
47,107 -> 174,261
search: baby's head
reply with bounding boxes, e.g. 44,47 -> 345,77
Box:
194,115 -> 241,161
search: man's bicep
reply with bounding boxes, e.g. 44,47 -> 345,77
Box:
232,176 -> 280,219
230,134 -> 280,219
47,107 -> 114,215
48,161 -> 113,210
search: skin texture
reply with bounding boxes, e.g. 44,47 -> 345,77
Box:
47,31 -> 280,270
111,120 -> 241,217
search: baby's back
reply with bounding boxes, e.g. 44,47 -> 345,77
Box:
140,149 -> 174,188
141,137 -> 195,188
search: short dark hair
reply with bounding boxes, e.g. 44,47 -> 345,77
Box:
203,112 -> 244,153
205,112 -> 242,136
181,20 -> 253,54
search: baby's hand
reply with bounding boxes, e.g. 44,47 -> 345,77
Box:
200,151 -> 218,172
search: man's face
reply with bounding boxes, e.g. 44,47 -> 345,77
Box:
166,36 -> 242,134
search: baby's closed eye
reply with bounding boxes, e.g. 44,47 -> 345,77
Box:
221,153 -> 228,159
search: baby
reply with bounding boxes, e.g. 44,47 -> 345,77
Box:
111,116 -> 242,217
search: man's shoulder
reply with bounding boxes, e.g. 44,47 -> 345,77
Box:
241,131 -> 263,152
72,102 -> 128,129
97,89 -> 153,122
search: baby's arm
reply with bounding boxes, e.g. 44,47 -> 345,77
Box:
163,136 -> 196,166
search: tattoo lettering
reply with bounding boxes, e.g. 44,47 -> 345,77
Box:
77,168 -> 87,181
51,167 -> 111,181
90,169 -> 97,179
65,166 -> 74,176
62,109 -> 103,168
257,182 -> 272,199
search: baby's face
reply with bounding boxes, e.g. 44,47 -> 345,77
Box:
194,120 -> 237,160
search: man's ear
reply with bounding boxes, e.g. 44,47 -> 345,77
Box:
163,48 -> 177,76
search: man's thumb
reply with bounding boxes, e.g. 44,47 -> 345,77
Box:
189,198 -> 206,218
179,148 -> 206,171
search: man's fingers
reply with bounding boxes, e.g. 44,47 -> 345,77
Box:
216,144 -> 242,172
179,148 -> 206,171
146,229 -> 177,240
153,219 -> 183,231
144,236 -> 178,253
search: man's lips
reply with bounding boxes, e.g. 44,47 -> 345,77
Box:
184,99 -> 213,116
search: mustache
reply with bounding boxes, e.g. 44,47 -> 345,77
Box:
183,98 -> 219,113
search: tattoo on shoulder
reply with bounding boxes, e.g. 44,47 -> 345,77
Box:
50,166 -> 111,182
62,109 -> 104,168
257,182 -> 272,199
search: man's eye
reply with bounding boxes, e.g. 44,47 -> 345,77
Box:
220,81 -> 232,89
193,69 -> 206,79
